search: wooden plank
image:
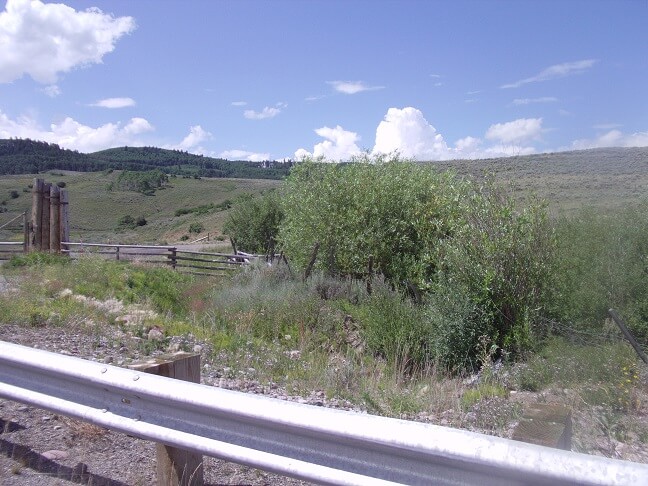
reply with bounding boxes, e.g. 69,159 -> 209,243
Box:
173,255 -> 242,265
60,189 -> 69,252
41,182 -> 51,251
512,403 -> 571,450
31,178 -> 44,251
49,185 -> 61,253
130,353 -> 204,486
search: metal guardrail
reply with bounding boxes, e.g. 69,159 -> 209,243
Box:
1,340 -> 647,485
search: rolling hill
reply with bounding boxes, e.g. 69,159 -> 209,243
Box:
0,139 -> 291,180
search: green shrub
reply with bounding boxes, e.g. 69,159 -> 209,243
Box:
10,190 -> 19,199
117,214 -> 136,229
56,181 -> 66,188
224,190 -> 283,254
549,203 -> 648,339
188,222 -> 204,234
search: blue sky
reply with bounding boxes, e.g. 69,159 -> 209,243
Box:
0,0 -> 646,161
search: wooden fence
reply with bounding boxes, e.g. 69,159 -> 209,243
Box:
62,242 -> 266,276
30,178 -> 69,253
0,212 -> 28,261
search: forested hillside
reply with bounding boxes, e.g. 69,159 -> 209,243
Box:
0,138 -> 291,180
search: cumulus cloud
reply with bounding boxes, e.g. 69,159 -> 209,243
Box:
0,109 -> 153,152
372,107 -> 451,160
512,97 -> 558,105
0,0 -> 135,84
294,125 -> 361,161
90,97 -> 136,109
220,149 -> 270,162
485,118 -> 543,145
327,81 -> 384,95
166,125 -> 212,153
501,59 -> 597,89
244,105 -> 282,120
41,84 -> 61,97
571,129 -> 648,150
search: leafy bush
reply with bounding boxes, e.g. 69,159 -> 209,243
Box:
188,222 -> 204,234
9,190 -> 19,199
113,169 -> 168,194
117,214 -> 136,229
279,155 -> 462,287
136,216 -> 147,226
279,156 -> 553,368
549,203 -> 648,339
56,181 -> 66,188
224,190 -> 283,254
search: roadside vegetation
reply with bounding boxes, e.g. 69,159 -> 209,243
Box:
1,152 -> 647,459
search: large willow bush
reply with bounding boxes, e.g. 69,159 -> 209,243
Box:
279,155 -> 554,369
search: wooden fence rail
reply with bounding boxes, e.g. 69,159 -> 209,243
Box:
61,242 -> 268,276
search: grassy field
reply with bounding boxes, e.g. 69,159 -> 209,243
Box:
0,171 -> 279,244
431,146 -> 648,214
1,146 -> 647,244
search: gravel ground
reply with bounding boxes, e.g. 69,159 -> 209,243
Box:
2,283 -> 648,484
0,321 -> 344,485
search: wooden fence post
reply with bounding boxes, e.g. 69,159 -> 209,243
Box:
512,403 -> 572,451
22,211 -> 28,253
41,182 -> 51,251
608,309 -> 648,365
170,247 -> 177,269
60,189 -> 69,254
49,184 -> 61,254
130,353 -> 204,486
115,246 -> 120,261
30,178 -> 44,251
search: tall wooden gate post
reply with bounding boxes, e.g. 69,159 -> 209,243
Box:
50,184 -> 61,253
30,178 -> 44,251
130,353 -> 204,486
60,189 -> 69,254
41,182 -> 51,251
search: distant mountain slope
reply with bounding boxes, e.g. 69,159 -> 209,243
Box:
429,147 -> 648,177
0,139 -> 291,180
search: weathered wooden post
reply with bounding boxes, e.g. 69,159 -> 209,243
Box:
512,403 -> 572,450
41,182 -> 52,251
49,184 -> 61,254
170,247 -> 177,270
30,178 -> 44,251
130,353 -> 204,486
60,189 -> 70,255
22,211 -> 28,253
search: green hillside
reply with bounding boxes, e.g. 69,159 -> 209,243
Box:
0,138 -> 291,180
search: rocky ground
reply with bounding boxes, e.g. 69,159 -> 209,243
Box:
1,282 -> 647,484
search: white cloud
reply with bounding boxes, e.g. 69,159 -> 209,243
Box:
571,129 -> 648,150
244,106 -> 281,120
41,84 -> 61,97
485,118 -> 543,145
231,101 -> 247,106
167,125 -> 212,153
0,0 -> 135,84
430,74 -> 442,79
512,97 -> 558,105
501,59 -> 598,89
0,109 -> 153,152
90,97 -> 136,109
592,123 -> 622,130
220,149 -> 270,162
327,80 -> 384,95
294,125 -> 361,161
372,107 -> 452,161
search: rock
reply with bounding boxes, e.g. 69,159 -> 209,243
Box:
42,450 -> 69,460
148,327 -> 164,341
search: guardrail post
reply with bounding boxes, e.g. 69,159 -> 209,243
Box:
130,352 -> 204,486
512,403 -> 572,450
